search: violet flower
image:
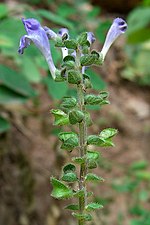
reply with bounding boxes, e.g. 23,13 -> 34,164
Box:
101,18 -> 127,60
87,32 -> 96,45
18,18 -> 56,79
58,28 -> 69,59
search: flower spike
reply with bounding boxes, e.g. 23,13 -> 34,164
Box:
101,18 -> 127,60
18,18 -> 56,79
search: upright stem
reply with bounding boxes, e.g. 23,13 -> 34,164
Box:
77,79 -> 87,225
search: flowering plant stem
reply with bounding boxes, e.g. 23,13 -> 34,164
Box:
78,84 -> 87,225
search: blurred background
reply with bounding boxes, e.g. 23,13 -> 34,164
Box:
0,0 -> 150,225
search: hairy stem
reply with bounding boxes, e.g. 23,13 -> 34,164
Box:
77,82 -> 87,225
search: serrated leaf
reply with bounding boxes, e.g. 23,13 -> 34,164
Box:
64,39 -> 78,49
73,189 -> 85,198
51,109 -> 69,126
80,54 -> 99,66
58,132 -> 78,151
77,32 -> 88,46
84,94 -> 103,105
0,116 -> 11,133
72,212 -> 92,221
63,163 -> 76,173
69,110 -> 84,124
85,173 -> 105,182
65,204 -> 79,211
87,151 -> 100,161
72,157 -> 85,164
99,128 -> 118,139
87,135 -> 105,146
51,177 -> 73,199
61,172 -> 78,182
67,70 -> 82,84
85,202 -> 103,211
61,97 -> 77,109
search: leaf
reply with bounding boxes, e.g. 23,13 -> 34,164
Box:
73,189 -> 85,198
85,202 -> 103,211
63,163 -> 76,173
0,4 -> 8,19
65,204 -> 79,211
51,109 -> 69,126
85,173 -> 105,182
72,157 -> 85,164
0,116 -> 11,133
61,97 -> 77,109
67,70 -> 82,84
99,128 -> 118,139
134,171 -> 150,181
69,110 -> 84,124
87,135 -> 105,146
77,32 -> 88,46
129,160 -> 148,171
21,56 -> 41,83
51,177 -> 73,199
0,86 -> 28,104
58,132 -> 78,151
86,69 -> 107,90
0,65 -> 36,97
44,76 -> 68,100
72,212 -> 92,221
37,9 -> 74,29
61,172 -> 78,182
87,150 -> 100,160
64,39 -> 78,49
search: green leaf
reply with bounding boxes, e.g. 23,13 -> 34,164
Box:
87,150 -> 100,161
63,163 -> 76,173
22,56 -> 41,83
99,128 -> 118,139
85,202 -> 103,211
61,172 -> 78,182
51,109 -> 69,126
58,132 -> 78,151
85,173 -> 105,182
86,69 -> 106,90
0,86 -> 28,104
129,160 -> 148,171
134,171 -> 150,181
64,39 -> 78,49
72,213 -> 92,221
84,111 -> 92,126
85,94 -> 103,105
67,70 -> 82,84
73,189 -> 85,198
37,9 -> 74,29
0,3 -> 8,19
51,177 -> 73,199
0,116 -> 11,133
61,97 -> 77,109
80,53 -> 102,66
65,204 -> 79,211
87,135 -> 105,146
77,32 -> 88,46
72,157 -> 85,164
0,65 -> 36,97
44,76 -> 68,100
69,110 -> 84,124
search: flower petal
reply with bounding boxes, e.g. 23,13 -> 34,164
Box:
101,18 -> 127,60
18,35 -> 31,54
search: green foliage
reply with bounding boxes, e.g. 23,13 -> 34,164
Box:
69,110 -> 84,124
85,202 -> 103,211
58,132 -> 78,151
72,212 -> 92,221
85,173 -> 105,182
51,109 -> 69,126
51,177 -> 73,199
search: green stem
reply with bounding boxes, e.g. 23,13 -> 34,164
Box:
77,83 -> 87,225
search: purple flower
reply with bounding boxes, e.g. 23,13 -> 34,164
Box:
101,18 -> 127,60
87,32 -> 96,45
18,18 -> 56,79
